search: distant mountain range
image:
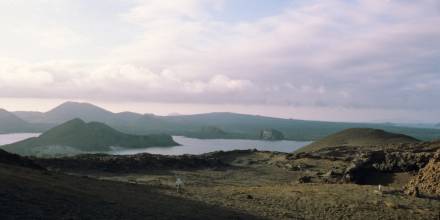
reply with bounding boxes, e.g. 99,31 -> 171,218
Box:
1,119 -> 178,156
2,101 -> 440,141
391,122 -> 440,129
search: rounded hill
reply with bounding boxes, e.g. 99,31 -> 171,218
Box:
296,128 -> 420,152
1,119 -> 179,156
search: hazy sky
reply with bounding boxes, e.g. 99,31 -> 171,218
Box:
0,0 -> 439,123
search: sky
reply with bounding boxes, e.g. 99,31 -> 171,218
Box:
0,0 -> 439,123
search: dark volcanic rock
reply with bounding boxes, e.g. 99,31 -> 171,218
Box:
344,149 -> 435,184
0,149 -> 44,170
289,141 -> 440,184
297,175 -> 312,183
34,153 -> 227,173
349,150 -> 431,171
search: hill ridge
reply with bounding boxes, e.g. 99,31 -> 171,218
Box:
6,101 -> 440,141
296,128 -> 420,152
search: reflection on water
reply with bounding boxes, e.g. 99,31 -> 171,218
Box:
0,133 -> 40,146
111,136 -> 311,155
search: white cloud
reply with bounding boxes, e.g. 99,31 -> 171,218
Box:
0,61 -> 252,103
36,27 -> 88,49
105,0 -> 440,109
123,0 -> 221,24
0,0 -> 439,121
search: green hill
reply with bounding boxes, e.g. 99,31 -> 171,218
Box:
1,119 -> 178,156
296,128 -> 420,153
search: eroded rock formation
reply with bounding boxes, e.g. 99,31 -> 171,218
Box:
405,149 -> 440,198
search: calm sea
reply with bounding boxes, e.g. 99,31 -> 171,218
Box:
0,133 -> 311,155
111,136 -> 311,155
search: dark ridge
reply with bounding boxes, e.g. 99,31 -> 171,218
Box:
0,149 -> 44,170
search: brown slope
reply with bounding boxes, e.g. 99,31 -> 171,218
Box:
0,153 -> 260,220
297,128 -> 420,153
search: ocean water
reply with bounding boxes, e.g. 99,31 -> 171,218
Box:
111,136 -> 311,155
0,133 -> 40,146
0,133 -> 311,156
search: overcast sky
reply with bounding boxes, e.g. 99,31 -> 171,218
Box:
0,0 -> 439,123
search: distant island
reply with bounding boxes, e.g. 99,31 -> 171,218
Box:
259,129 -> 285,141
1,119 -> 178,156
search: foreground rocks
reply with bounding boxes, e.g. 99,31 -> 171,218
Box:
287,141 -> 440,185
405,149 -> 440,198
29,141 -> 440,198
344,150 -> 434,184
4,146 -> 438,219
34,153 -> 227,173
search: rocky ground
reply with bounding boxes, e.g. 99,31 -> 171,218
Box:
405,149 -> 440,198
0,163 -> 260,220
28,143 -> 440,220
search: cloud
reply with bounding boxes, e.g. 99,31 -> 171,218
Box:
36,27 -> 88,49
0,61 -> 252,103
0,0 -> 439,115
123,0 -> 223,24
109,0 -> 440,109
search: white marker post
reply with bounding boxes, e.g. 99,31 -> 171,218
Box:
176,178 -> 184,193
